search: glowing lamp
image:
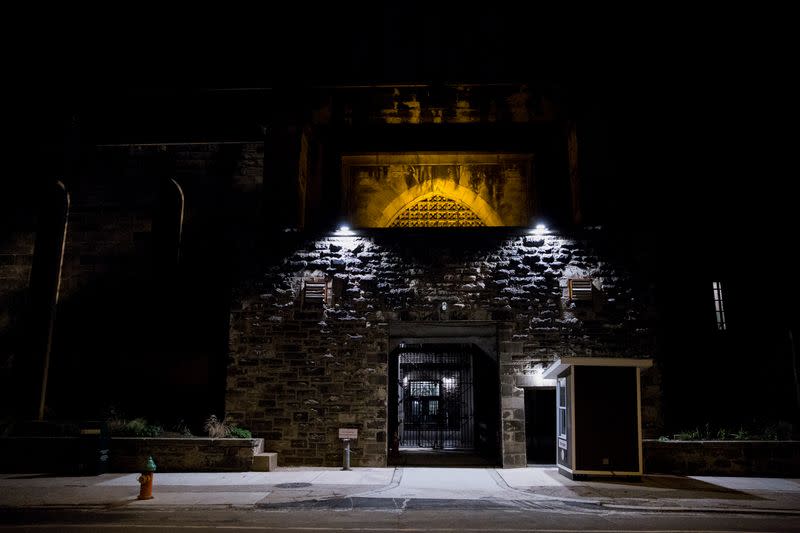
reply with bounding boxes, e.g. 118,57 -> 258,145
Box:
335,225 -> 354,236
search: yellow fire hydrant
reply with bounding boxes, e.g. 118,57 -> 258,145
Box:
137,456 -> 157,500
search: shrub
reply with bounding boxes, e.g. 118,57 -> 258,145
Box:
668,420 -> 792,441
228,426 -> 252,439
168,419 -> 194,437
112,417 -> 163,437
204,414 -> 230,438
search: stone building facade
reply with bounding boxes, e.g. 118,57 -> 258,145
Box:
225,228 -> 659,467
214,83 -> 661,467
0,81 -> 670,468
3,11 -> 797,474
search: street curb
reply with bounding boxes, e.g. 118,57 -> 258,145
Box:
600,503 -> 800,516
2,500 -> 800,516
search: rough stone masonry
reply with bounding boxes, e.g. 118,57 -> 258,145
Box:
226,228 -> 660,467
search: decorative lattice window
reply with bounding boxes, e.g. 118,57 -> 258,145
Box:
568,278 -> 593,301
390,194 -> 486,228
302,277 -> 328,307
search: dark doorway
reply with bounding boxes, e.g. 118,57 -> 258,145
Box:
525,388 -> 556,464
389,343 -> 500,465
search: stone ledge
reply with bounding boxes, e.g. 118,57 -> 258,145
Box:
644,439 -> 800,476
0,436 -> 268,474
110,437 -> 265,472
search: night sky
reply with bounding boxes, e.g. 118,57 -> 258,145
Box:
12,5 -> 792,240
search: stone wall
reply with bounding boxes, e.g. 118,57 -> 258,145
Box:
0,205 -> 37,414
227,228 -> 658,467
33,142 -> 262,421
644,440 -> 800,476
0,437 -> 265,473
109,437 -> 265,472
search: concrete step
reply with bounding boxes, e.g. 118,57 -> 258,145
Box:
252,452 -> 278,472
252,439 -> 265,454
389,449 -> 497,467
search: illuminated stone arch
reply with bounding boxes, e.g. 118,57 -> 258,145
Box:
376,179 -> 504,228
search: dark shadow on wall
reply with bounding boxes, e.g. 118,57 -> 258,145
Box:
25,145 -> 249,433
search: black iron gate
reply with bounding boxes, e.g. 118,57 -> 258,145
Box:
397,346 -> 474,449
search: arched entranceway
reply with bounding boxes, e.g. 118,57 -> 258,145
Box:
388,323 -> 501,466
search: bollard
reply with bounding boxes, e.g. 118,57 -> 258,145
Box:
137,456 -> 157,500
342,439 -> 351,471
338,428 -> 357,470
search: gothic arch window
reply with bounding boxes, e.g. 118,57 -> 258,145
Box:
341,153 -> 532,228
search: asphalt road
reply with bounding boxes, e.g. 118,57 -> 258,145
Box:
1,507 -> 798,532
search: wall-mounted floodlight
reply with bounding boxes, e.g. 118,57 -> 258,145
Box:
529,222 -> 548,235
334,224 -> 354,236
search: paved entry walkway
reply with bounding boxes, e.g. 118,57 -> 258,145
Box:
364,467 -> 515,500
0,467 -> 799,514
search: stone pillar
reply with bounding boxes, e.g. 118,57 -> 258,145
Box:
499,323 -> 527,467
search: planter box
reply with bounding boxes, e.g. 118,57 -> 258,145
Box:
109,437 -> 265,472
644,439 -> 800,476
0,437 -> 265,473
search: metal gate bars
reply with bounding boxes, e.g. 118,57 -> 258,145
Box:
397,345 -> 474,449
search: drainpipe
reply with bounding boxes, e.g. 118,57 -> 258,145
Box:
29,180 -> 70,420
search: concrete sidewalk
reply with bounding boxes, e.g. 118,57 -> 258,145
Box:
0,467 -> 798,515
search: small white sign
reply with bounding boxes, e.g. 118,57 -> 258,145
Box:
338,428 -> 358,440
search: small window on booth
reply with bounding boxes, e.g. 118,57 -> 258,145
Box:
557,377 -> 567,438
712,281 -> 726,331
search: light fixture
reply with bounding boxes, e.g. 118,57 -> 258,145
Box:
334,224 -> 354,236
529,221 -> 548,235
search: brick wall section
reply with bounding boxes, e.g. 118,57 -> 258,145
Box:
45,142 -> 263,417
0,222 -> 37,411
0,230 -> 36,340
64,142 -> 263,300
59,145 -> 161,301
227,229 -> 658,467
640,365 -> 664,439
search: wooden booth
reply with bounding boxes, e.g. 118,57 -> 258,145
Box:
543,357 -> 653,479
